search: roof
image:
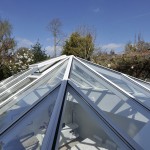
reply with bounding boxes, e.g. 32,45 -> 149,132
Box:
0,55 -> 150,150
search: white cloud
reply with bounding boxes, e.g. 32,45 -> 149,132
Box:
93,8 -> 100,13
45,45 -> 62,57
135,12 -> 150,18
46,38 -> 51,42
16,37 -> 33,48
102,43 -> 124,50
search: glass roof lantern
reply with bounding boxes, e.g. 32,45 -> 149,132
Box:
0,55 -> 150,150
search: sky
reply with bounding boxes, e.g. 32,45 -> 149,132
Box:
0,0 -> 150,56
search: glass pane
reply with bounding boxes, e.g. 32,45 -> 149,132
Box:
0,76 -> 14,88
130,76 -> 150,89
0,86 -> 59,150
69,59 -> 150,149
0,69 -> 30,93
35,60 -> 62,73
58,86 -> 124,150
103,74 -> 150,107
81,59 -> 150,108
0,78 -> 36,103
0,60 -> 68,133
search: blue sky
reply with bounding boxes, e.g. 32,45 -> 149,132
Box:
0,0 -> 150,56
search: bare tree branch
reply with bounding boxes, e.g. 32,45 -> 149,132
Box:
47,18 -> 62,57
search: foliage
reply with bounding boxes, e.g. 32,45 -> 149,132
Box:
0,20 -> 50,81
0,38 -> 51,80
0,19 -> 12,40
62,32 -> 95,60
0,64 -> 12,81
31,41 -> 49,63
92,41 -> 150,80
0,19 -> 16,81
124,34 -> 150,53
0,19 -> 16,63
14,47 -> 34,71
113,52 -> 150,80
1,18 -> 150,82
119,35 -> 150,79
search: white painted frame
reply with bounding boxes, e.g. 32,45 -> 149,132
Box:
68,80 -> 143,150
41,56 -> 73,150
75,57 -> 150,112
0,57 -> 68,107
78,57 -> 150,109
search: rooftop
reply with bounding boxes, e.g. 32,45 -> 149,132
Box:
0,55 -> 150,150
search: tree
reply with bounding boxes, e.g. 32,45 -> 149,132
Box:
136,34 -> 150,52
31,41 -> 49,63
76,25 -> 96,42
47,18 -> 62,57
124,34 -> 150,53
14,47 -> 34,72
124,42 -> 136,53
62,32 -> 95,60
0,19 -> 16,80
110,49 -> 115,55
0,19 -> 16,63
0,19 -> 12,40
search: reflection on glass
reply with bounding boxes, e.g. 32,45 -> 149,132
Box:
0,86 -> 59,150
58,86 -> 121,150
102,74 -> 150,107
0,78 -> 35,103
35,60 -> 61,73
0,69 -> 29,93
70,59 -> 150,149
130,76 -> 150,89
0,60 -> 68,133
82,60 -> 150,108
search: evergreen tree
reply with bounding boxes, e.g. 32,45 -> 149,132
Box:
62,32 -> 94,60
31,41 -> 49,63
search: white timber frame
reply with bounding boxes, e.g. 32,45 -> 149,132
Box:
76,57 -> 150,111
1,55 -> 150,150
0,57 -> 69,135
41,56 -> 73,150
